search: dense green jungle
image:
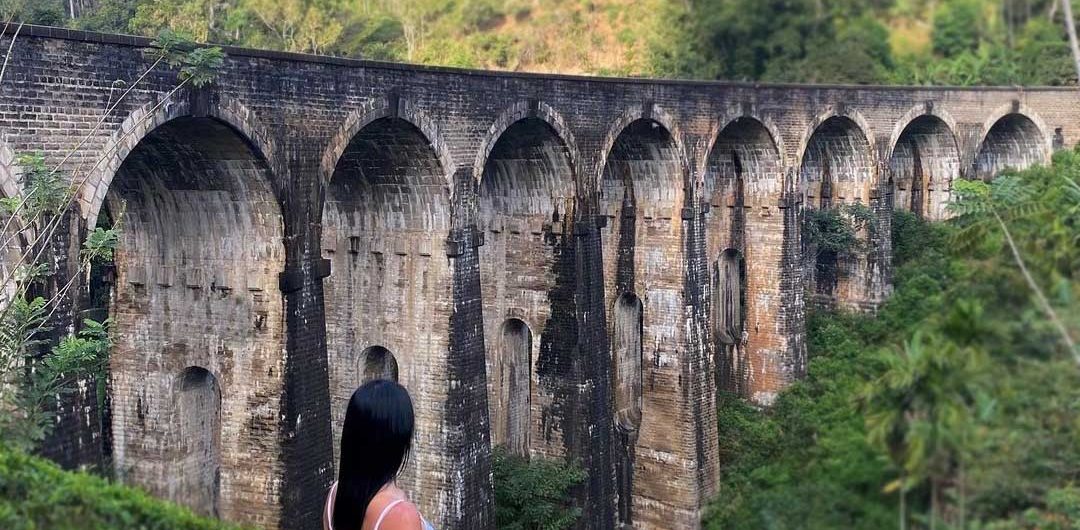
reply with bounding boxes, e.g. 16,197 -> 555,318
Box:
3,0 -> 1079,85
1,1 -> 1079,529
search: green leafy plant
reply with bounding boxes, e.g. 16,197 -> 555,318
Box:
0,445 -> 245,529
493,448 -> 586,530
804,203 -> 875,258
707,150 -> 1080,529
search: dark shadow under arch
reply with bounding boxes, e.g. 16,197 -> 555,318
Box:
704,117 -> 783,204
889,115 -> 960,219
975,113 -> 1047,181
105,115 -> 286,524
800,116 -> 874,299
360,345 -> 399,382
177,366 -> 221,518
480,117 -> 575,220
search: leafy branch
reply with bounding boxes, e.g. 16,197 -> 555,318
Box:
948,174 -> 1079,365
803,203 -> 875,259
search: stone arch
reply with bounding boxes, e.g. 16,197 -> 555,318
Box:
599,109 -> 688,530
83,95 -> 280,229
600,116 -> 687,224
887,114 -> 961,220
359,345 -> 399,382
322,109 -> 453,520
490,318 -> 532,456
702,116 -> 786,403
698,113 -> 787,190
884,105 -> 961,163
320,97 -> 455,199
476,111 -> 575,462
176,366 -> 222,518
795,108 -> 876,169
799,115 -> 875,302
478,115 -> 576,224
799,114 -> 876,206
974,108 -> 1050,180
473,101 -> 581,188
597,104 -> 690,199
703,116 -> 784,208
105,113 -> 287,526
324,117 -> 451,233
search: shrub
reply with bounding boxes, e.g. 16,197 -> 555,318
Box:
0,446 -> 243,530
492,448 -> 585,530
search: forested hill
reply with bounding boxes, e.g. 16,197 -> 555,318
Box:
2,1 -> 1076,84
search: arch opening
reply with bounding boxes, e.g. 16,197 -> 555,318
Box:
478,117 -> 572,459
105,116 -> 285,525
326,117 -> 450,232
601,119 -> 683,219
177,366 -> 222,518
360,346 -> 399,383
704,117 -> 783,205
612,293 -> 643,433
600,119 -> 684,297
323,116 -> 451,515
975,113 -> 1047,181
491,319 -> 532,456
600,118 -> 683,529
799,117 -> 874,299
480,117 -> 574,221
713,249 -> 747,393
889,115 -> 960,220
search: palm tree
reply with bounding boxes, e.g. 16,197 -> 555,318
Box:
862,326 -> 989,529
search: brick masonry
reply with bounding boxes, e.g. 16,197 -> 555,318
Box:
0,25 -> 1074,530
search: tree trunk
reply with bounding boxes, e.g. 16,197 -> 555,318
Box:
1061,0 -> 1080,83
900,486 -> 907,530
930,479 -> 938,530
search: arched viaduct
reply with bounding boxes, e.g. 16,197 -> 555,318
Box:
0,25 -> 1075,530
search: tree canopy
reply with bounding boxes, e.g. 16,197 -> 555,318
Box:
3,0 -> 1076,85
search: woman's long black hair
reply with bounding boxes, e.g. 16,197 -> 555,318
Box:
334,379 -> 415,529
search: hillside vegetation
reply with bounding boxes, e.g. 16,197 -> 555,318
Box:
707,153 -> 1080,528
2,0 -> 1077,84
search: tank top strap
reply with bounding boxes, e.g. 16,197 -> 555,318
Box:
324,481 -> 338,530
373,499 -> 408,530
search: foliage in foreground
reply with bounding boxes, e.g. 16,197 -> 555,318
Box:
0,445 -> 242,530
492,448 -> 586,530
706,149 -> 1080,529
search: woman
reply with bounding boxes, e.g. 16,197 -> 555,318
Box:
324,379 -> 435,530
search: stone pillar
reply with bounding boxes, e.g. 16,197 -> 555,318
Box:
445,220 -> 495,530
38,208 -> 106,471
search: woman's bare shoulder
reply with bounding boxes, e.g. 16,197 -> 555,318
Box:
376,501 -> 423,530
363,488 -> 421,530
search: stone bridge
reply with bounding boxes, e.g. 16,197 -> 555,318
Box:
1,25 -> 1074,530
